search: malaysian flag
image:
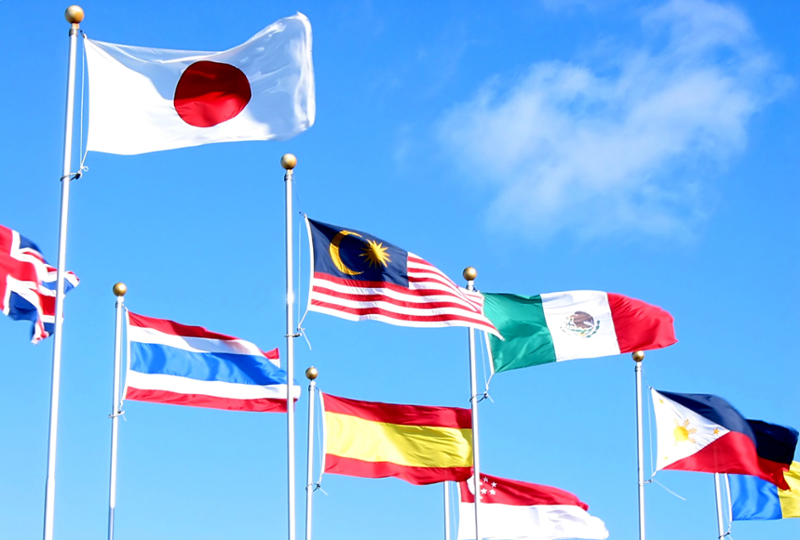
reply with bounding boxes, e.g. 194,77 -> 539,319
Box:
305,217 -> 498,335
0,224 -> 79,343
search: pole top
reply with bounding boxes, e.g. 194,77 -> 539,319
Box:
632,350 -> 645,363
462,267 -> 477,281
65,5 -> 85,24
305,366 -> 318,380
281,153 -> 297,170
112,282 -> 127,297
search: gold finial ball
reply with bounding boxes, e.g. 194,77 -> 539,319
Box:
65,5 -> 85,24
462,267 -> 477,281
112,282 -> 127,297
281,153 -> 297,170
305,366 -> 318,380
632,350 -> 645,362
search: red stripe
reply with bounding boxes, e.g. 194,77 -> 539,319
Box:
312,286 -> 481,311
125,388 -> 290,413
310,299 -> 494,328
314,273 -> 476,302
607,293 -> 677,353
128,312 -> 242,341
324,454 -> 472,485
322,393 -> 471,429
664,431 -> 790,489
758,456 -> 794,490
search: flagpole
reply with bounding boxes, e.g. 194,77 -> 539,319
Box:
632,351 -> 646,540
108,283 -> 127,540
304,367 -> 318,540
282,153 -> 298,540
463,267 -> 482,540
443,482 -> 450,540
714,474 -> 725,539
43,7 -> 84,540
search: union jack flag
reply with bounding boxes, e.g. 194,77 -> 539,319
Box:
0,225 -> 79,343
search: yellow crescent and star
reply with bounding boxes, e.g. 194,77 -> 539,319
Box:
329,229 -> 392,275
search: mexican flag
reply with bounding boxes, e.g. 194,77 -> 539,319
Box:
483,291 -> 676,373
457,473 -> 608,540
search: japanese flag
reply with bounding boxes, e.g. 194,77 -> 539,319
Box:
84,13 -> 315,155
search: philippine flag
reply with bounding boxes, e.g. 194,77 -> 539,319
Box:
84,13 -> 314,155
125,313 -> 300,412
652,389 -> 797,489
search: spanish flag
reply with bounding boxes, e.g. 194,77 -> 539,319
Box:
321,393 -> 473,485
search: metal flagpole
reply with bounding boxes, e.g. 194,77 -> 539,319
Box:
724,474 -> 733,529
714,474 -> 725,539
463,267 -> 482,540
632,351 -> 646,540
44,7 -> 84,540
304,367 -> 318,540
282,153 -> 298,540
443,482 -> 450,540
108,283 -> 127,540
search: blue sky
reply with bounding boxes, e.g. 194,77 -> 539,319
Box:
1,1 -> 798,539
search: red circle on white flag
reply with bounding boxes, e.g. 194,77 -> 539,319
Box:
174,61 -> 252,128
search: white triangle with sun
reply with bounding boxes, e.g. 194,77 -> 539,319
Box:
651,389 -> 730,470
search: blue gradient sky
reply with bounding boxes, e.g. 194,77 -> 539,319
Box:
0,1 -> 798,539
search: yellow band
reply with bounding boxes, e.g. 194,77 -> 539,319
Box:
778,461 -> 800,518
325,411 -> 473,468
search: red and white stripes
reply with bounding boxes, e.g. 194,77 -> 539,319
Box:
309,253 -> 499,335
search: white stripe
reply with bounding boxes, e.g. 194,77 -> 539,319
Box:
408,258 -> 464,291
540,290 -> 620,362
311,278 -> 482,311
457,502 -> 609,540
309,291 -> 491,322
125,370 -> 301,400
128,325 -> 273,361
308,304 -> 497,332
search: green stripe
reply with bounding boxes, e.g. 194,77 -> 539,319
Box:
483,293 -> 557,373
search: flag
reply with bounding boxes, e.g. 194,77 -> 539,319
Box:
126,312 -> 300,412
748,419 -> 799,485
321,393 -> 472,485
306,218 -> 499,336
0,224 -> 79,343
730,462 -> 800,520
651,389 -> 798,489
483,291 -> 676,373
456,473 -> 609,540
84,13 -> 315,155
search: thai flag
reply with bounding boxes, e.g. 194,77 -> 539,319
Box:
125,313 -> 300,412
0,224 -> 79,343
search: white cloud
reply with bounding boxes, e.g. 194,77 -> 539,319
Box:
438,0 -> 790,242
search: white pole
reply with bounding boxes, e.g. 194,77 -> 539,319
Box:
108,283 -> 127,540
282,153 -> 298,540
463,267 -> 481,540
43,7 -> 84,540
632,351 -> 646,540
724,474 -> 733,528
714,474 -> 725,539
304,367 -> 318,540
443,482 -> 450,540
